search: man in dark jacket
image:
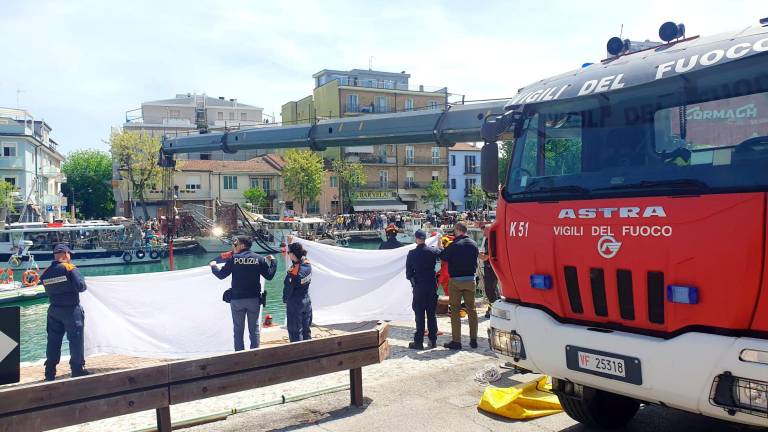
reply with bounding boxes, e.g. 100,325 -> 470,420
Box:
406,229 -> 440,349
439,222 -> 479,350
211,236 -> 277,351
40,244 -> 89,381
283,241 -> 313,342
379,223 -> 403,250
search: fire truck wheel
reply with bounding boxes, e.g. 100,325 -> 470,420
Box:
558,388 -> 639,429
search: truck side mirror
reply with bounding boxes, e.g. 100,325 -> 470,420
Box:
481,143 -> 499,194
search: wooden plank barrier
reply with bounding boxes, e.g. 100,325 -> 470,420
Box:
0,323 -> 389,432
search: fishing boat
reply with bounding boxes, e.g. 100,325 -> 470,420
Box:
0,221 -> 164,267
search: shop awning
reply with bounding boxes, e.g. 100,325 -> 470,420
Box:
353,199 -> 408,211
399,193 -> 420,202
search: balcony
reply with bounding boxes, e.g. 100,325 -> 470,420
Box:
346,154 -> 396,164
404,157 -> 448,166
343,104 -> 393,114
464,166 -> 480,174
362,182 -> 398,190
403,182 -> 424,189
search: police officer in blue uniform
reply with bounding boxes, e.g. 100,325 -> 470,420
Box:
283,242 -> 313,342
40,244 -> 88,381
211,236 -> 277,351
405,229 -> 440,349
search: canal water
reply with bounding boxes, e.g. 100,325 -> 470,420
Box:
12,240 -> 381,363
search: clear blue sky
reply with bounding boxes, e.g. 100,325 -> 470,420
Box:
1,0 -> 765,154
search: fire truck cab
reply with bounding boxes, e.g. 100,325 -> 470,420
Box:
482,22 -> 768,428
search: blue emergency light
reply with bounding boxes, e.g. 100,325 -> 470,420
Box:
667,285 -> 699,304
530,274 -> 552,290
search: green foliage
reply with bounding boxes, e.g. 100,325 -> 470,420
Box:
110,131 -> 162,220
282,149 -> 324,215
331,159 -> 365,212
467,185 -> 487,210
0,181 -> 16,214
61,150 -> 115,219
243,187 -> 267,212
544,138 -> 581,175
498,140 -> 515,182
423,180 -> 447,211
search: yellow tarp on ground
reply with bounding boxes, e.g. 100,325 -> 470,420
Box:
478,376 -> 563,420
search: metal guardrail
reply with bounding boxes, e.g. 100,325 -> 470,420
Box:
0,323 -> 389,431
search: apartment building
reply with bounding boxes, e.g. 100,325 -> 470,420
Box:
281,69 -> 450,211
117,154 -> 339,218
448,143 -> 482,211
123,93 -> 265,161
0,108 -> 66,222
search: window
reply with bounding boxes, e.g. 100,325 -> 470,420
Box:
451,178 -> 456,189
3,177 -> 16,187
262,178 -> 271,193
375,96 -> 389,113
223,175 -> 238,190
450,155 -> 455,166
199,153 -> 211,160
465,155 -> 477,173
229,112 -> 235,120
405,146 -> 414,164
330,176 -> 339,187
406,171 -> 415,187
432,147 -> 440,164
217,112 -> 224,120
308,200 -> 320,213
465,178 -> 477,191
405,98 -> 414,111
429,100 -> 440,110
379,170 -> 389,188
241,112 -> 247,121
1,142 -> 17,157
347,94 -> 359,112
185,176 -> 201,191
432,170 -> 439,181
169,110 -> 180,119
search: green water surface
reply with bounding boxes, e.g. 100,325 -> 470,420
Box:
10,241 -> 381,363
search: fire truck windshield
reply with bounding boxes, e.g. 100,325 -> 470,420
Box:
505,61 -> 768,201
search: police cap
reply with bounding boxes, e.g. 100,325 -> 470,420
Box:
53,244 -> 71,254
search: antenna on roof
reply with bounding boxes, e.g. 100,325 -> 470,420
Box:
368,56 -> 374,71
619,24 -> 624,39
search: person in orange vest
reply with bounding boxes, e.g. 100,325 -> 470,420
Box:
437,235 -> 454,297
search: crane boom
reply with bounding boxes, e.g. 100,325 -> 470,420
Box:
160,100 -> 507,159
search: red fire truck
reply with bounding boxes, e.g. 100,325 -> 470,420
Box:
480,21 -> 768,428
161,19 -> 768,429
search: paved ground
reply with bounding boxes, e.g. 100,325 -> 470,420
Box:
184,325 -> 754,432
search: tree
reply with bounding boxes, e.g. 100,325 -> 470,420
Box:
423,179 -> 447,211
0,181 -> 16,221
467,185 -> 487,210
498,140 -> 515,183
61,150 -> 115,219
282,149 -> 324,215
110,131 -> 162,220
331,159 -> 365,212
243,186 -> 267,213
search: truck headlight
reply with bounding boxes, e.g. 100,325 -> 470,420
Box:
711,372 -> 768,417
487,328 -> 526,360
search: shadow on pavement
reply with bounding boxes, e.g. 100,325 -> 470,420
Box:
384,324 -> 497,362
263,397 -> 373,432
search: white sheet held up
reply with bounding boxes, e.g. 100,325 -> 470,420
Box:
81,236 -> 437,358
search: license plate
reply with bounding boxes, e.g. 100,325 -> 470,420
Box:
565,345 -> 643,385
576,352 -> 625,377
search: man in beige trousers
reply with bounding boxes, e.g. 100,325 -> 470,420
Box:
438,222 -> 479,349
